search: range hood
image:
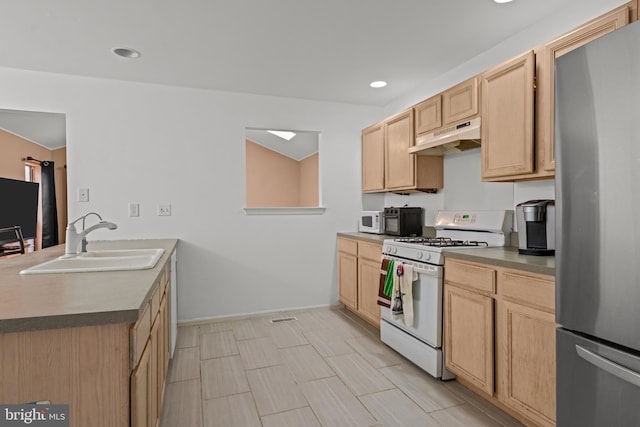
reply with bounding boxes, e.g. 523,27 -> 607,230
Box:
409,117 -> 481,156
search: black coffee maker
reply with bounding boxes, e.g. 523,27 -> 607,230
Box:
516,200 -> 555,256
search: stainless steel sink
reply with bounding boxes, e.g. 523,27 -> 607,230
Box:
20,248 -> 165,275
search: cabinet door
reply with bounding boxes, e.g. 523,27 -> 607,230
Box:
443,77 -> 479,126
338,251 -> 358,311
481,51 -> 535,180
501,301 -> 556,427
538,5 -> 629,172
385,109 -> 416,190
444,285 -> 494,396
357,243 -> 382,327
362,122 -> 385,192
131,339 -> 151,427
149,315 -> 160,427
414,95 -> 442,135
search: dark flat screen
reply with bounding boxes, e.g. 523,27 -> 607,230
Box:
0,177 -> 39,239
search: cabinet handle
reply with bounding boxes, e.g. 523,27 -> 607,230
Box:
576,345 -> 640,388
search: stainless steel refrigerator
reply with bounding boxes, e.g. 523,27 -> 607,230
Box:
555,20 -> 640,426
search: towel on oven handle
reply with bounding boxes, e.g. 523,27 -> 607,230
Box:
377,258 -> 393,308
391,263 -> 417,327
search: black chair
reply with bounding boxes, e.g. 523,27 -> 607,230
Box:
0,226 -> 26,257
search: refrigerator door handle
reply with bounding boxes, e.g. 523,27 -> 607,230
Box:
576,345 -> 640,388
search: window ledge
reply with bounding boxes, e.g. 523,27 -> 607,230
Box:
243,207 -> 327,215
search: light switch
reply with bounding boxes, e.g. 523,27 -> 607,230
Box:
129,203 -> 139,217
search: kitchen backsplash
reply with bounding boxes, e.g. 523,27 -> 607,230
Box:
362,150 -> 555,231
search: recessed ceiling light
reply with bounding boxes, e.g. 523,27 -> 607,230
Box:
494,0 -> 513,3
112,47 -> 141,59
267,130 -> 296,141
370,81 -> 387,88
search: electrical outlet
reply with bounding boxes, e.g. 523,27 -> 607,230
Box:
78,188 -> 89,202
158,204 -> 171,216
128,203 -> 139,217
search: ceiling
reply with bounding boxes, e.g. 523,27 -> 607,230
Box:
0,0 -> 590,108
0,109 -> 66,150
246,129 -> 318,161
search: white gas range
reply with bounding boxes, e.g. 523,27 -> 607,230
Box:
380,210 -> 513,380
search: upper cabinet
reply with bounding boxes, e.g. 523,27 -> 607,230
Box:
414,77 -> 480,139
385,109 -> 416,190
362,108 -> 443,193
481,3 -> 632,182
537,5 -> 629,173
481,51 -> 535,180
442,77 -> 480,126
362,2 -> 637,187
414,95 -> 442,135
361,122 -> 385,192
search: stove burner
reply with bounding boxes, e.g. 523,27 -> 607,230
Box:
394,237 -> 489,248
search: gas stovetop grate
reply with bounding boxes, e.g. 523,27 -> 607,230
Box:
394,237 -> 489,248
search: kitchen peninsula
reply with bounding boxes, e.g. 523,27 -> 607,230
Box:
0,239 -> 177,427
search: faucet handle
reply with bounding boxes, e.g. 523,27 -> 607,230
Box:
81,238 -> 88,253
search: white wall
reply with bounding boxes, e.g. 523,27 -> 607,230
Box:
0,67 -> 381,322
366,0 -> 627,224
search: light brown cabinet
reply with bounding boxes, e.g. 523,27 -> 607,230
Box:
481,3 -> 632,182
361,109 -> 443,193
361,122 -> 385,192
444,284 -> 494,396
338,238 -> 358,311
444,258 -> 556,426
442,77 -> 479,126
385,109 -> 416,190
131,266 -> 171,427
0,253 -> 174,427
357,242 -> 384,326
537,5 -> 630,173
414,95 -> 442,135
481,50 -> 536,180
414,77 -> 479,139
337,237 -> 382,327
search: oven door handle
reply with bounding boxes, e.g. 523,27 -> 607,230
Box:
383,256 -> 440,277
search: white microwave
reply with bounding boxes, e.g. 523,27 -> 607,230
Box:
359,211 -> 385,234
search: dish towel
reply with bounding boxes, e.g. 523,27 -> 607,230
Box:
377,258 -> 393,308
390,263 -> 417,327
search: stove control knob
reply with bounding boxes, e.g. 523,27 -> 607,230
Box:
417,252 -> 423,260
423,252 -> 431,261
384,245 -> 390,253
392,247 -> 398,255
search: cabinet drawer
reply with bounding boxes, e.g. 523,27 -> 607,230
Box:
358,242 -> 382,262
501,271 -> 555,313
445,259 -> 496,294
338,238 -> 358,256
131,303 -> 151,368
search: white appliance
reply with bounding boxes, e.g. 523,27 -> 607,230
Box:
380,210 -> 512,379
358,210 -> 384,234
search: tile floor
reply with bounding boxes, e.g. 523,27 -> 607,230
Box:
160,307 -> 524,427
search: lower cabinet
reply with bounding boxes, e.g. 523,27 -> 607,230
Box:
444,285 -> 494,396
444,258 -> 557,426
337,237 -> 382,327
131,266 -> 171,427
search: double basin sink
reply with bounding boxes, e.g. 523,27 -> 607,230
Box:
20,248 -> 165,275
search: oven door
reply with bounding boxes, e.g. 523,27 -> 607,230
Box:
380,255 -> 443,348
384,216 -> 399,235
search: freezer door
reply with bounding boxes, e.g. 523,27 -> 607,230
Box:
557,328 -> 640,427
555,21 -> 640,352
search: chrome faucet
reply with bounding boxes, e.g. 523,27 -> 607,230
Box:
64,212 -> 118,256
